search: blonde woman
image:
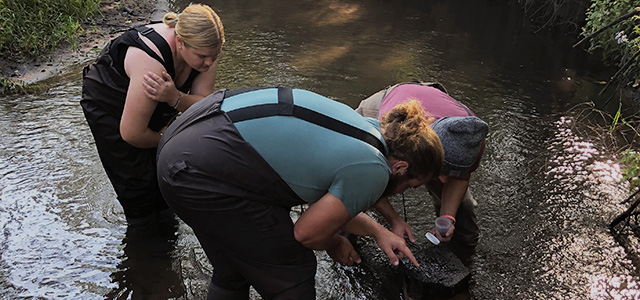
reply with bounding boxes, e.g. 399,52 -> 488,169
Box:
81,3 -> 224,226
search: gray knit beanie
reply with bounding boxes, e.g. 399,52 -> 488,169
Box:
431,116 -> 489,177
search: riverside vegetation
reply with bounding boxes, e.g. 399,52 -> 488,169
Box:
579,2 -> 640,190
0,0 -> 100,93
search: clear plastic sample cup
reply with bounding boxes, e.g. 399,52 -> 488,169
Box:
435,216 -> 452,237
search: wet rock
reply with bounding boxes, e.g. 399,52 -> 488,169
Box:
400,245 -> 469,288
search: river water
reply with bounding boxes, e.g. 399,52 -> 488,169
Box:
1,0 -> 637,299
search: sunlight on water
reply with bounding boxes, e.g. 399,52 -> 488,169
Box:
535,115 -> 638,299
2,0 -> 637,298
545,116 -> 624,199
590,274 -> 640,300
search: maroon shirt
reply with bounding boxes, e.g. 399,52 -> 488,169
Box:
377,83 -> 484,176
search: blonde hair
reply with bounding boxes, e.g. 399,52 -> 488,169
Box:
381,100 -> 444,178
163,3 -> 225,49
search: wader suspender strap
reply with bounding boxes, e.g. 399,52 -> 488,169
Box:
225,87 -> 387,156
134,26 -> 176,78
157,89 -> 226,155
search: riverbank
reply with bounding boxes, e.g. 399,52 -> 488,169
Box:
0,0 -> 168,85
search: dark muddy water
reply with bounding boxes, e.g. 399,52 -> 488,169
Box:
1,0 -> 638,299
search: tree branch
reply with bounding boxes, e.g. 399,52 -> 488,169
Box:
599,49 -> 640,95
610,188 -> 640,230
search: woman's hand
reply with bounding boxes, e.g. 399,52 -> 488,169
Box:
389,218 -> 416,244
326,235 -> 361,266
433,223 -> 455,242
375,228 -> 419,267
143,71 -> 179,104
340,213 -> 419,267
372,197 -> 416,243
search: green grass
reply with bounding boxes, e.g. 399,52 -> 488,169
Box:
0,77 -> 44,94
0,0 -> 101,61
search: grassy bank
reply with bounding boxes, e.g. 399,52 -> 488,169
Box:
580,2 -> 640,189
0,0 -> 101,60
0,0 -> 101,93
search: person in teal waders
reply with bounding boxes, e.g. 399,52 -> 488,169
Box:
356,81 -> 489,261
81,4 -> 224,228
156,87 -> 444,299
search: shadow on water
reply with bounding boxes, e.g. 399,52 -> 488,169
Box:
105,212 -> 184,299
1,0 -> 639,299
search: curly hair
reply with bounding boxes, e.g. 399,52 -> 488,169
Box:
163,3 -> 225,49
381,100 -> 444,178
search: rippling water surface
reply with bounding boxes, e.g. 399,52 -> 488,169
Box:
1,0 -> 638,299
0,74 -> 125,299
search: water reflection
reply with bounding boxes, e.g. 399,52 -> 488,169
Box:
545,117 -> 623,194
105,216 -> 183,299
2,0 -> 639,298
590,274 -> 640,300
0,77 -> 122,299
535,116 -> 638,299
0,74 -> 185,299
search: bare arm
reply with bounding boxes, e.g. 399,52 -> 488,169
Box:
188,59 -> 218,97
294,193 -> 350,249
439,175 -> 469,218
294,192 -> 418,267
294,193 -> 361,265
142,59 -> 219,111
120,47 -> 167,148
433,175 -> 470,241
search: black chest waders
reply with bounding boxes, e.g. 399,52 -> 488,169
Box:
80,26 -> 192,219
158,86 -> 387,208
156,87 -> 390,299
